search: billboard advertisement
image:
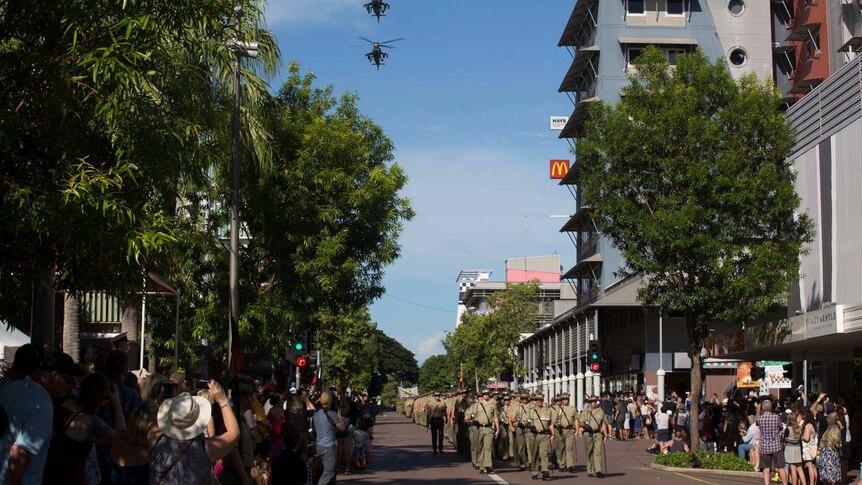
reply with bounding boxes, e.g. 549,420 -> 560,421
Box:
550,116 -> 569,131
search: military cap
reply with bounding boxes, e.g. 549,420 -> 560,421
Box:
480,389 -> 490,396
587,394 -> 599,401
533,393 -> 544,401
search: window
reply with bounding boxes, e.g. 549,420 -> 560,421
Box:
803,32 -> 820,60
667,49 -> 686,65
729,47 -> 748,66
627,48 -> 644,67
628,0 -> 646,14
727,0 -> 745,16
667,0 -> 685,15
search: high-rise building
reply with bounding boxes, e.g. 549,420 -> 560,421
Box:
456,269 -> 493,326
519,1 -> 776,405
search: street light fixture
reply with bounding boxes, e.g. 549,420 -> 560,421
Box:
227,6 -> 259,370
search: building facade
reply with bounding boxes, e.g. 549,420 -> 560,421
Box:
520,0 -> 778,406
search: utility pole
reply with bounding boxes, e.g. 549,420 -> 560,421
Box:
227,6 -> 259,369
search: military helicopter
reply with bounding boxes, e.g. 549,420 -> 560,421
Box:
358,37 -> 404,69
364,0 -> 390,22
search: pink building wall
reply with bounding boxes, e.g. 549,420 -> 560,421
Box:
505,269 -> 560,283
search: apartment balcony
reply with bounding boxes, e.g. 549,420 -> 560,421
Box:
558,0 -> 599,49
577,233 -> 600,261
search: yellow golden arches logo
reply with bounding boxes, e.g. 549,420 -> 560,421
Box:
550,160 -> 570,179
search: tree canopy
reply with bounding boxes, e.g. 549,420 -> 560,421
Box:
419,354 -> 454,393
444,281 -> 540,389
576,47 -> 814,448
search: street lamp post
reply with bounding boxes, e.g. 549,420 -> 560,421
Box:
227,6 -> 259,370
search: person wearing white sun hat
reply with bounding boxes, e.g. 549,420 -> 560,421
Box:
149,380 -> 239,484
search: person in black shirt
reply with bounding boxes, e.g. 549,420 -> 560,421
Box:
271,423 -> 308,485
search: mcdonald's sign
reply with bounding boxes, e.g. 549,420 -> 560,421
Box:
550,160 -> 569,179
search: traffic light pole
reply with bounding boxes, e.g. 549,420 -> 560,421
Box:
657,306 -> 665,401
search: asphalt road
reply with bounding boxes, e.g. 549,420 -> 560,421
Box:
339,414 -> 763,485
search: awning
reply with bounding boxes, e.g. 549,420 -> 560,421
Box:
837,36 -> 862,53
559,161 -> 581,185
559,97 -> 600,139
789,77 -> 823,94
785,23 -> 819,42
559,205 -> 593,233
618,37 -> 698,46
561,253 -> 603,280
773,44 -> 795,54
593,277 -> 644,307
559,0 -> 599,47
559,46 -> 600,92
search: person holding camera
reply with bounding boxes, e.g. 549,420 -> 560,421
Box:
578,395 -> 610,478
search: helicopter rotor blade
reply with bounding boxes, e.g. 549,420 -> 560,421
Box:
379,37 -> 405,44
379,45 -> 396,49
358,37 -> 376,44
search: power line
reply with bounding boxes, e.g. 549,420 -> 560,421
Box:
383,292 -> 455,313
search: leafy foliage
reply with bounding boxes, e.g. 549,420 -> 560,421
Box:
419,354 -> 454,393
0,0 -> 277,326
576,47 -> 814,449
444,282 -> 540,386
366,329 -> 419,397
655,451 -> 755,472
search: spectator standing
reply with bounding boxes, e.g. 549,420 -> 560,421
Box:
818,413 -> 843,485
43,372 -> 126,485
270,424 -> 307,485
756,400 -> 788,485
654,408 -> 672,453
0,351 -> 82,484
108,401 -> 159,485
801,410 -> 819,485
101,350 -> 141,425
0,344 -> 45,392
784,411 -> 806,485
313,391 -> 346,485
150,381 -> 239,484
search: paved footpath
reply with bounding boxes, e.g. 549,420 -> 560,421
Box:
340,414 -> 762,485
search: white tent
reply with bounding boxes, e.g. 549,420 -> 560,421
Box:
0,323 -> 31,363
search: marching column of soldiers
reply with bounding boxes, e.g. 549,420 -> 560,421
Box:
399,390 -> 610,480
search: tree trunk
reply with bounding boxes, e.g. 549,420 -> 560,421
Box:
31,265 -> 56,349
62,293 -> 80,362
121,298 -> 141,369
686,310 -> 704,451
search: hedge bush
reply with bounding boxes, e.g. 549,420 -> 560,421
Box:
655,451 -> 755,472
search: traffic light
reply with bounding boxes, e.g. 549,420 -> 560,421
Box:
285,340 -> 308,366
588,340 -> 601,373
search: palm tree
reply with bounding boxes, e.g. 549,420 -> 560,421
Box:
62,293 -> 80,362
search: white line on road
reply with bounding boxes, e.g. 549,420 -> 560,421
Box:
488,473 -> 509,484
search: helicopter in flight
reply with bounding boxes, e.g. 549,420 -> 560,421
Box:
358,37 -> 404,69
364,0 -> 390,22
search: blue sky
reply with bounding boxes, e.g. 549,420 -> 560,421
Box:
266,0 -> 577,364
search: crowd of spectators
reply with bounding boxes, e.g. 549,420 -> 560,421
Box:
0,342 -> 379,485
600,389 -> 862,485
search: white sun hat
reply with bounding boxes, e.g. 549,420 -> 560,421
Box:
157,391 -> 212,441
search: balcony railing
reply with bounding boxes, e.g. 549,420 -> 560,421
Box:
577,233 -> 600,260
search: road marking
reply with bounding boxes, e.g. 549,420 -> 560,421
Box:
487,473 -> 509,484
672,471 -> 722,485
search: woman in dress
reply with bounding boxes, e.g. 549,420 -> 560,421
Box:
817,413 -> 843,485
109,401 -> 160,484
784,411 -> 806,485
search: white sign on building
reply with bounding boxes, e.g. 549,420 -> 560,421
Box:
550,116 -> 569,131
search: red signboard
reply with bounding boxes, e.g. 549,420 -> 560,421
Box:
550,160 -> 569,179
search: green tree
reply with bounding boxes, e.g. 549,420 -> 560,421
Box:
380,377 -> 402,405
576,47 -> 814,449
366,329 -> 419,397
0,0 -> 277,339
444,282 -> 539,388
419,354 -> 454,393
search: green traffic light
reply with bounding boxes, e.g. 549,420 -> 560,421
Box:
295,342 -> 303,351
591,353 -> 598,360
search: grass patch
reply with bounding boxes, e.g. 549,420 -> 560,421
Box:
655,451 -> 755,472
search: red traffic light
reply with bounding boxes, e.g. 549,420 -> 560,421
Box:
296,357 -> 308,368
590,363 -> 600,372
